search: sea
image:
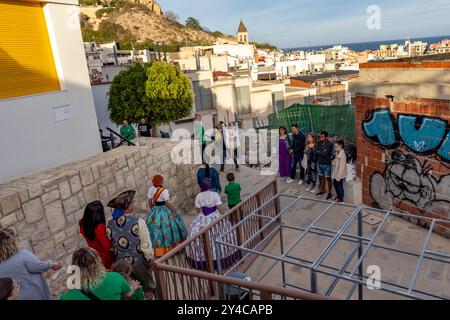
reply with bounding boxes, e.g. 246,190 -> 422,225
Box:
284,35 -> 450,53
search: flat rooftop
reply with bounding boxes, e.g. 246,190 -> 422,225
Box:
292,70 -> 359,82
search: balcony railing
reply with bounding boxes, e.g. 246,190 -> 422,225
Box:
153,179 -> 332,300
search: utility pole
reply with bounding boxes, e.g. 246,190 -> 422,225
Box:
163,42 -> 167,62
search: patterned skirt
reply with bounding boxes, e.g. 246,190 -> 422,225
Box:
146,205 -> 188,258
186,210 -> 241,271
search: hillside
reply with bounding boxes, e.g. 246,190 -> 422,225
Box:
80,0 -> 238,48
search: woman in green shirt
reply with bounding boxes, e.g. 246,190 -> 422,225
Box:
59,248 -> 140,300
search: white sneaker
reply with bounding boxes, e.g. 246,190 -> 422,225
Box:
305,185 -> 312,192
298,180 -> 304,186
286,178 -> 295,184
311,187 -> 320,194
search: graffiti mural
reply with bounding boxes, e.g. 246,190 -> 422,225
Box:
370,151 -> 450,211
362,109 -> 450,163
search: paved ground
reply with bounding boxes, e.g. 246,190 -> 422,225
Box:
207,165 -> 450,300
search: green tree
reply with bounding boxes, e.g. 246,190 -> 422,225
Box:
145,61 -> 193,125
108,64 -> 150,124
185,17 -> 202,30
108,63 -> 193,126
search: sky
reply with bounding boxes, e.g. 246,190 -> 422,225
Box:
157,0 -> 450,48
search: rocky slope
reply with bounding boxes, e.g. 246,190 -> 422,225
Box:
80,0 -> 238,45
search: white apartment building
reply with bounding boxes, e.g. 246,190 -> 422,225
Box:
0,0 -> 102,183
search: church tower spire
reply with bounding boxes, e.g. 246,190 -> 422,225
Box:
236,20 -> 249,44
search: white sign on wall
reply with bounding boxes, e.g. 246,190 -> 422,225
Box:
53,105 -> 72,122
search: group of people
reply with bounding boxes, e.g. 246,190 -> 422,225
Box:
278,125 -> 348,203
0,164 -> 242,301
195,115 -> 240,173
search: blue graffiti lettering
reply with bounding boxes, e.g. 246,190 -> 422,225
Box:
398,115 -> 447,153
363,110 -> 397,146
438,132 -> 450,162
362,109 -> 450,163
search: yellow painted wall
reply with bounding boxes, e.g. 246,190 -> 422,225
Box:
0,1 -> 60,99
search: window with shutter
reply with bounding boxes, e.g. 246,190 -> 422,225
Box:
0,1 -> 61,100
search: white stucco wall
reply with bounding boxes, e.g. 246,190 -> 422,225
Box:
91,83 -> 121,134
251,90 -> 273,114
212,82 -> 237,123
0,2 -> 101,183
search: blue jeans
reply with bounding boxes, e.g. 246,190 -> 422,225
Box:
317,163 -> 332,177
333,179 -> 345,202
290,153 -> 305,180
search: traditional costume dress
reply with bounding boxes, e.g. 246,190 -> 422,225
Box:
186,178 -> 240,271
146,175 -> 188,258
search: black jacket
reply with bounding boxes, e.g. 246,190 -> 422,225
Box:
316,139 -> 334,165
289,132 -> 306,155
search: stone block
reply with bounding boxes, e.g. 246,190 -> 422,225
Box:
100,169 -> 114,185
28,185 -> 44,199
91,165 -> 100,182
63,235 -> 81,251
30,229 -> 52,245
18,189 -> 29,203
16,209 -> 24,221
66,224 -> 78,238
0,212 -> 18,228
0,193 -> 21,215
107,183 -> 117,198
127,157 -> 136,169
58,180 -> 72,200
63,195 -> 81,215
133,150 -> 141,162
145,156 -> 153,166
80,167 -> 94,186
117,156 -> 127,169
98,186 -> 109,204
45,201 -> 66,233
69,175 -> 82,194
42,189 -> 61,206
125,173 -> 137,189
23,198 -> 45,223
77,192 -> 87,210
139,148 -> 148,158
84,184 -> 99,203
33,239 -> 55,259
114,172 -> 126,190
54,231 -> 66,244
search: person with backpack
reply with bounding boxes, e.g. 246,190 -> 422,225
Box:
146,174 -> 188,258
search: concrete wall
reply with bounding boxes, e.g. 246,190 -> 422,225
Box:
251,90 -> 273,114
91,83 -> 121,133
0,138 -> 198,298
0,2 -> 101,184
351,61 -> 450,237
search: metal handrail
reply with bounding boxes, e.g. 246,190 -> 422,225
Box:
106,126 -> 136,147
154,263 -> 334,300
154,179 -> 278,264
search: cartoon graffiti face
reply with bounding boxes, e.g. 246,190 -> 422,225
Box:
384,151 -> 435,209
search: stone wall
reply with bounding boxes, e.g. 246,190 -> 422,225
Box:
0,138 -> 198,298
351,61 -> 450,237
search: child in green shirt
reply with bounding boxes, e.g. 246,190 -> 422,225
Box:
112,260 -> 145,300
224,173 -> 242,210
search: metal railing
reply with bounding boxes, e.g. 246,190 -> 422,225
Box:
153,179 -> 331,300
